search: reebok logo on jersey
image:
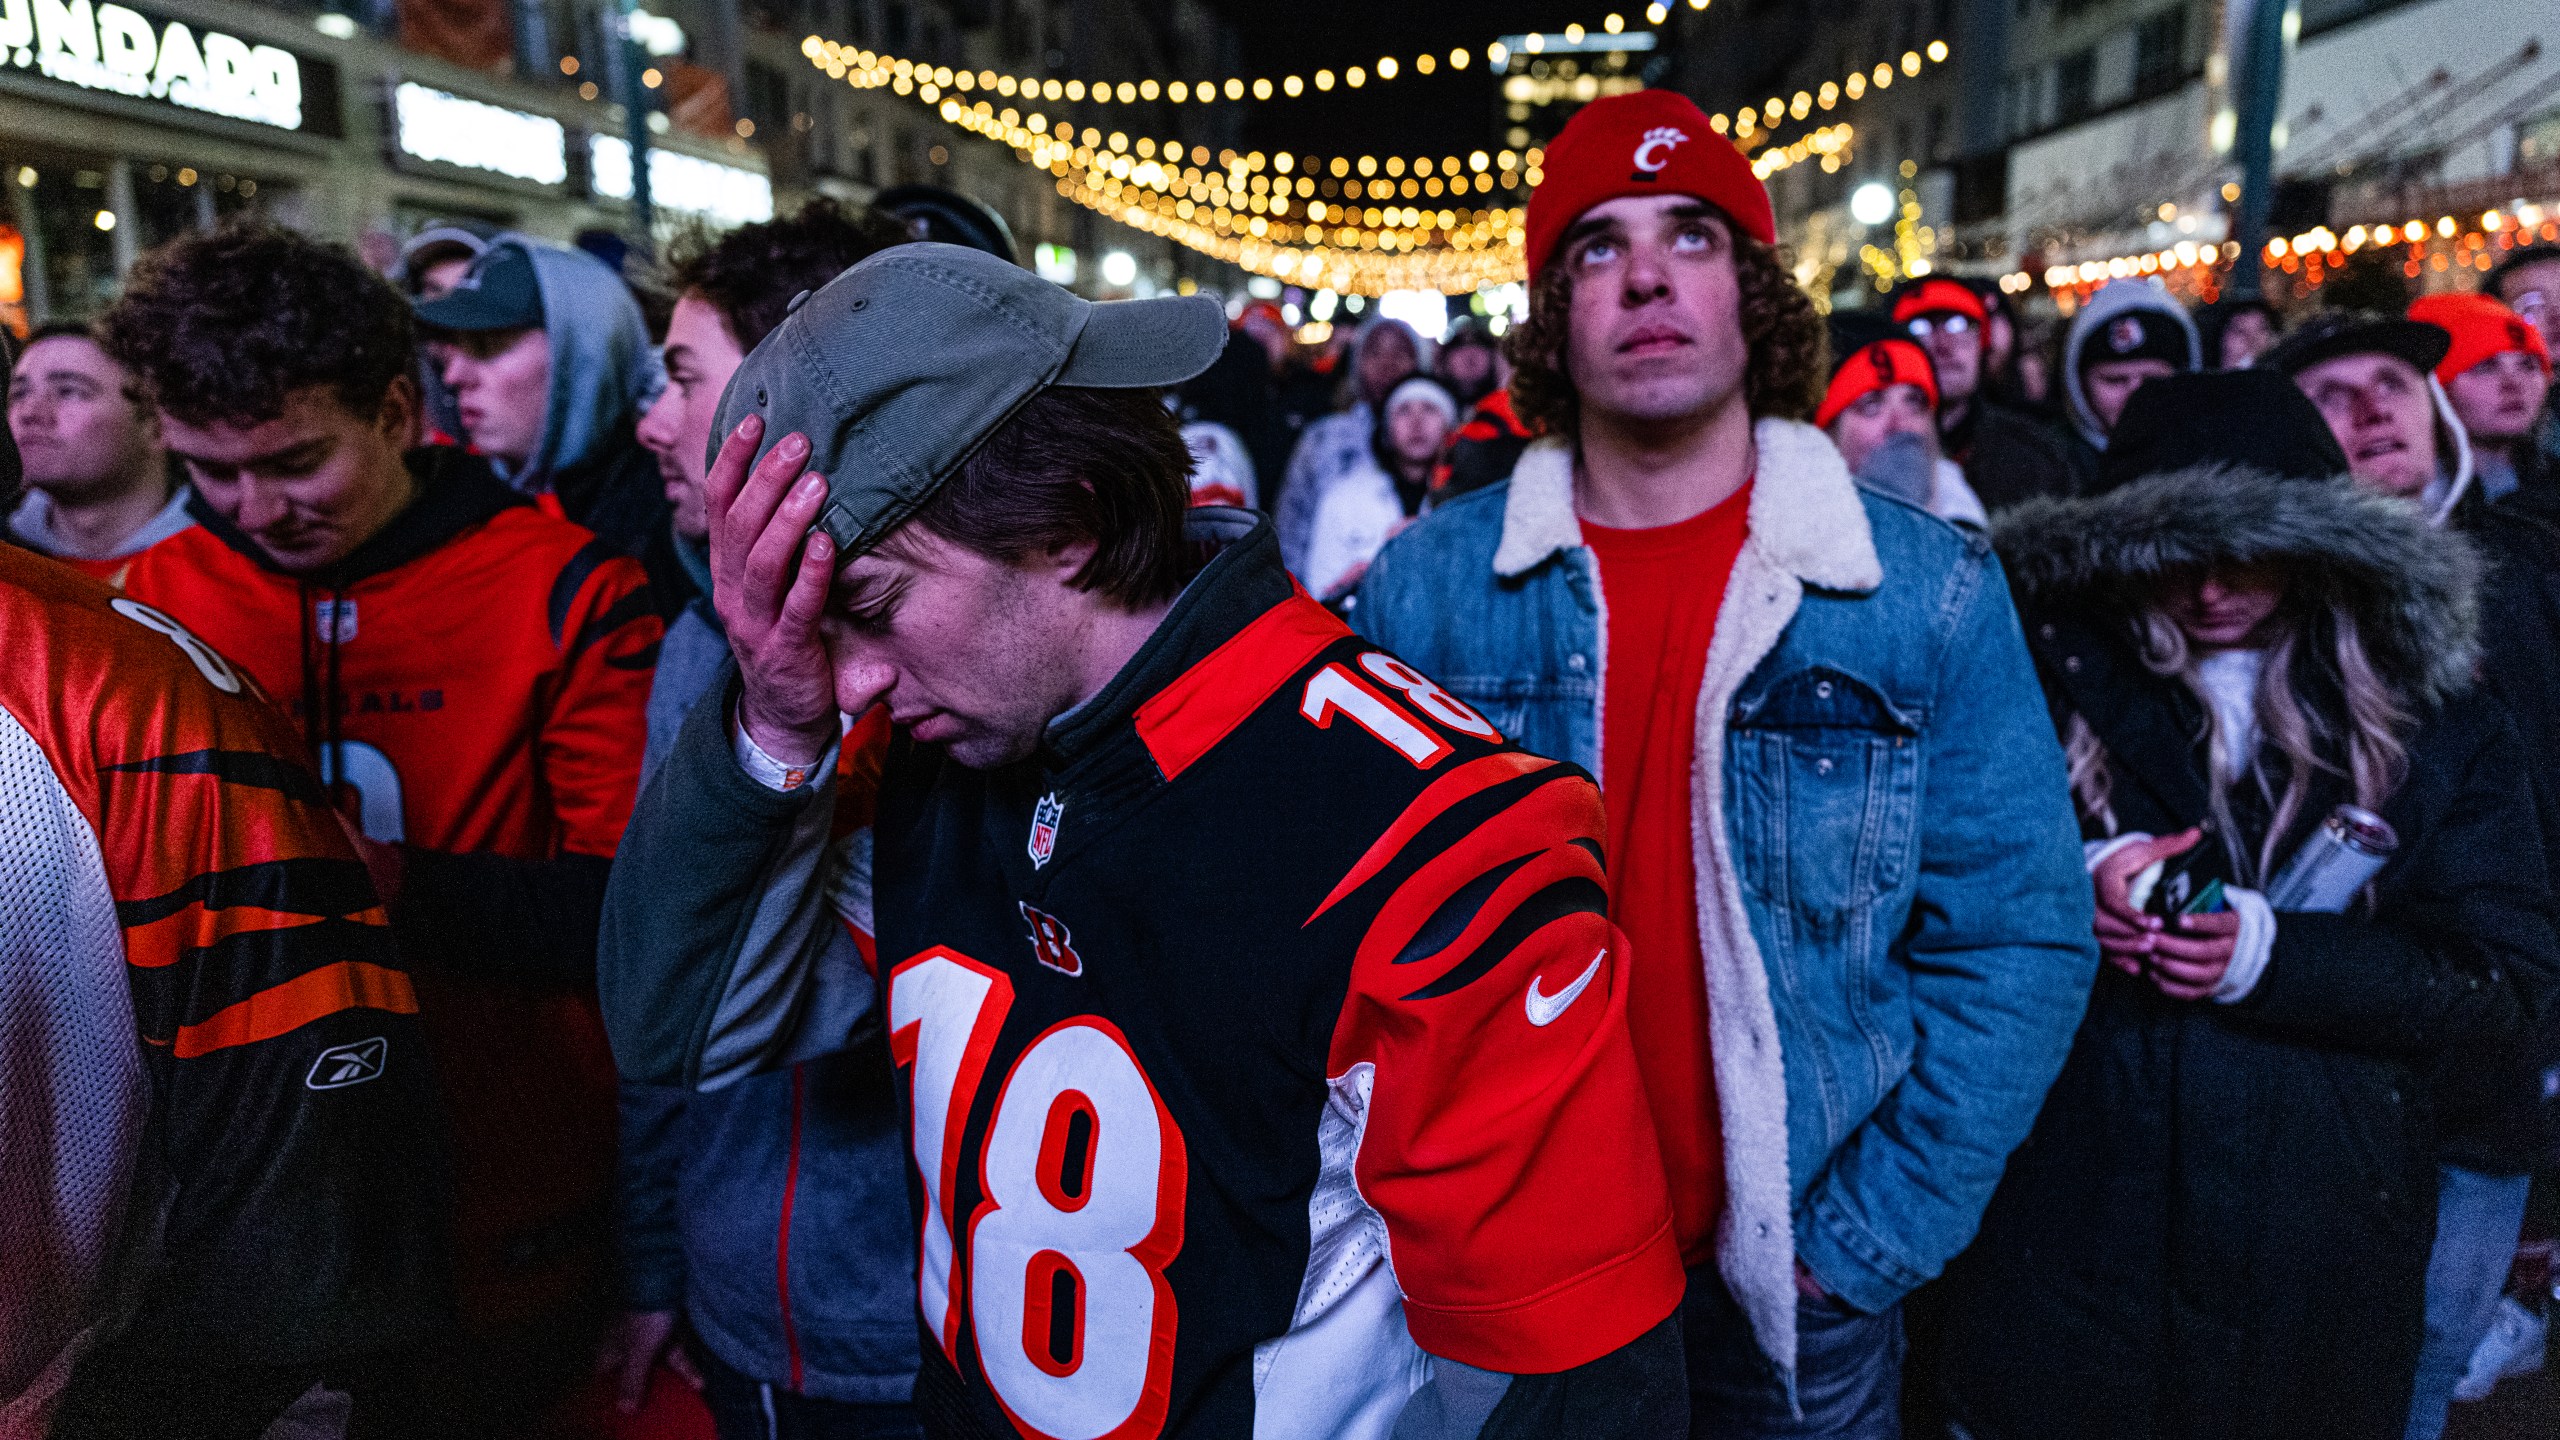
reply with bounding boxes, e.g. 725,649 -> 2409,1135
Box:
1028,791 -> 1065,868
1524,951 -> 1605,1027
306,1036 -> 389,1089
1019,901 -> 1084,976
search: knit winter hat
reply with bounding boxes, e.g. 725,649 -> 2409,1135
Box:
1816,338 -> 1938,428
1522,89 -> 1774,277
2407,292 -> 2549,385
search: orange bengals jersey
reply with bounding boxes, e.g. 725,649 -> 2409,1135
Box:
120,452 -> 661,1327
0,546 -> 444,1426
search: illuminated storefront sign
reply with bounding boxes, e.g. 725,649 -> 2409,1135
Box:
1,0 -> 313,131
392,81 -> 567,186
589,134 -> 771,226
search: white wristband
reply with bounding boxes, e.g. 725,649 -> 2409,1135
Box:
731,705 -> 838,793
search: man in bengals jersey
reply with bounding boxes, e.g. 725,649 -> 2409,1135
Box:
603,245 -> 1686,1438
101,224 -> 662,1431
0,504 -> 444,1430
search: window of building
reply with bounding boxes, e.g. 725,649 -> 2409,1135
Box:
2134,8 -> 2185,96
2055,48 -> 2096,121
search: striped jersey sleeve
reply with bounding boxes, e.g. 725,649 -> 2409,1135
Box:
0,552 -> 448,1371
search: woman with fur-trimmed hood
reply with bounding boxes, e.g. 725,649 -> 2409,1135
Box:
1935,372 -> 2559,1440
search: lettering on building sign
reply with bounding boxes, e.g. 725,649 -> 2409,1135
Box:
0,0 -> 304,130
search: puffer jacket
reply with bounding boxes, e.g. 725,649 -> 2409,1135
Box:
1938,465 -> 2560,1440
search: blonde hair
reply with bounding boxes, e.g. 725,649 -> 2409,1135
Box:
2064,582 -> 2414,885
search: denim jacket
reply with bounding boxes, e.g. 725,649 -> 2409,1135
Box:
1353,420 -> 2095,1375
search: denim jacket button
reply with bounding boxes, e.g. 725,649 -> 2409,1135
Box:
1814,680 -> 1834,699
1814,757 -> 1835,776
2063,655 -> 2083,674
1568,653 -> 1587,672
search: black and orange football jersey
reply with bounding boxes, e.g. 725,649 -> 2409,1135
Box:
0,545 -> 443,1425
614,515 -> 1684,1439
120,449 -> 659,1327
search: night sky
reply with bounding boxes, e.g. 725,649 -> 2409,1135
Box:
1195,2 -> 1601,160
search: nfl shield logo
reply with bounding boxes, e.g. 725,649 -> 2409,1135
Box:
1028,792 -> 1065,868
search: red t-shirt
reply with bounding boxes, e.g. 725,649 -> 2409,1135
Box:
1583,482 -> 1751,1265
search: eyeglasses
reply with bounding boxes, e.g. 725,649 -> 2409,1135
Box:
1906,314 -> 1974,340
2514,290 -> 2549,341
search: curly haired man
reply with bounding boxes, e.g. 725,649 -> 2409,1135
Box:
1352,90 -> 2097,1438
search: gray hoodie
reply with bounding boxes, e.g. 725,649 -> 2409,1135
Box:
2062,280 -> 2201,453
481,235 -> 665,496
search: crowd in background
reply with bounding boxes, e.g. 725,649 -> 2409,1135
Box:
4,88 -> 2560,1440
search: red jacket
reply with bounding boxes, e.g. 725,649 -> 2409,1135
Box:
122,447 -> 661,1328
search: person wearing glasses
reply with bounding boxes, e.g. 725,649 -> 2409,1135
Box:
1890,277 -> 2080,509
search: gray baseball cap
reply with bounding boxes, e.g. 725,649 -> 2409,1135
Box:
711,241 -> 1228,555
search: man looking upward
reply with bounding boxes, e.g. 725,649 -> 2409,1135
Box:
1354,90 -> 2095,1437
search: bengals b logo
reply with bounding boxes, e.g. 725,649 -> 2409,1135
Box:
1020,901 -> 1084,977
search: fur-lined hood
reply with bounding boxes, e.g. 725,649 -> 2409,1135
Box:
1994,465 -> 2481,705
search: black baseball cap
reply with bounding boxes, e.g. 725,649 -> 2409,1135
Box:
2079,308 -> 2193,374
712,242 -> 1227,556
2260,309 -> 2449,379
410,242 -> 544,332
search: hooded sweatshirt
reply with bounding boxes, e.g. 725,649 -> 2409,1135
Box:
483,237 -> 686,613
119,448 -> 662,1330
2062,280 -> 2202,454
7,484 -> 194,580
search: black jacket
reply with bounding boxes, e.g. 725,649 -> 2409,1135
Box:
1938,467 -> 2560,1440
552,422 -> 692,620
1945,398 -> 2083,510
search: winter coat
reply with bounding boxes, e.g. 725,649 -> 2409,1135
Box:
1354,422 -> 2096,1376
1938,466 -> 2560,1440
1274,318 -> 1430,576
1945,399 -> 2084,510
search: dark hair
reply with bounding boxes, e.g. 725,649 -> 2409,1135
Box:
666,199 -> 909,354
98,223 -> 413,428
1504,217 -> 1825,436
21,320 -> 144,404
887,386 -> 1192,609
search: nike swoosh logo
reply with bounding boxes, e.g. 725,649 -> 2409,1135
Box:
1525,950 -> 1606,1027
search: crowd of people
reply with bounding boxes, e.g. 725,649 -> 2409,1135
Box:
3,80 -> 2558,1440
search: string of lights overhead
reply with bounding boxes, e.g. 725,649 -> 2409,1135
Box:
800,37 -> 1932,186
790,22 -> 1948,295
799,2 -> 1720,109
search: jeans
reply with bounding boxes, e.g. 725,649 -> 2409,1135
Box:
2403,1164 -> 2534,1440
1681,1262 -> 1904,1440
695,1344 -> 923,1440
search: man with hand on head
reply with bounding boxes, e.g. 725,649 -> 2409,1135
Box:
7,322 -> 190,579
601,242 -> 1688,1439
1893,275 -> 2079,507
1353,89 -> 2094,1437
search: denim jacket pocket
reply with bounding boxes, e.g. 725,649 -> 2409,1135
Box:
1728,666 -> 1922,920
1439,673 -> 1594,756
